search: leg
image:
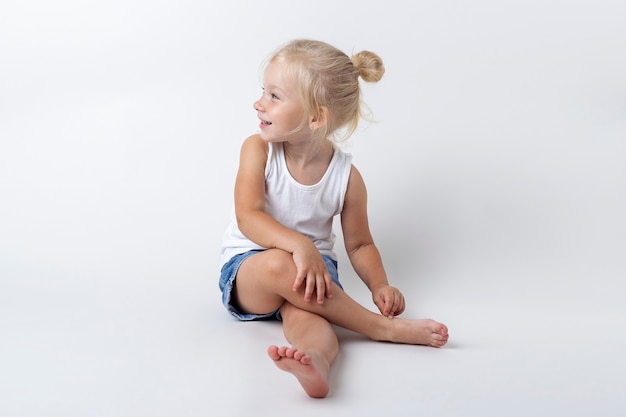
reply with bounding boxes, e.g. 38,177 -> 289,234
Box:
235,249 -> 449,347
268,302 -> 338,398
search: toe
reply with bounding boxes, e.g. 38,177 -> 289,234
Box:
267,346 -> 281,360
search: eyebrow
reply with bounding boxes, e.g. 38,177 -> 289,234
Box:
263,83 -> 288,97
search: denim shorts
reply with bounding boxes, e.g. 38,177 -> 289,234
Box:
219,249 -> 343,321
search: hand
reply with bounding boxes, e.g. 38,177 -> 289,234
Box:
372,284 -> 406,318
291,245 -> 333,304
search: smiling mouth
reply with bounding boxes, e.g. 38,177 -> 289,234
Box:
260,120 -> 272,126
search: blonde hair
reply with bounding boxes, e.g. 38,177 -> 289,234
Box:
267,39 -> 384,142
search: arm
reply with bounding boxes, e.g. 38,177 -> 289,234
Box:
341,165 -> 406,318
234,135 -> 333,303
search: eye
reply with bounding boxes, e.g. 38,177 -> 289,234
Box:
261,86 -> 279,101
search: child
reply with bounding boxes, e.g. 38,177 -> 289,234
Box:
219,39 -> 449,398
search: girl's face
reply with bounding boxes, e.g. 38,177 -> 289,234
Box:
253,60 -> 307,142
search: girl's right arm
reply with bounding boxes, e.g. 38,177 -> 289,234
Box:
234,135 -> 333,303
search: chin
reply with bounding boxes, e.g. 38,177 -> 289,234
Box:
258,132 -> 273,142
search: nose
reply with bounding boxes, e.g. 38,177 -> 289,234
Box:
253,98 -> 263,111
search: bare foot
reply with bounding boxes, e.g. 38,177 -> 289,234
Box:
267,345 -> 330,398
386,318 -> 449,347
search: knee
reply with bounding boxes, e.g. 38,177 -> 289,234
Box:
261,250 -> 296,279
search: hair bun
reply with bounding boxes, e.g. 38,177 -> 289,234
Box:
351,50 -> 385,82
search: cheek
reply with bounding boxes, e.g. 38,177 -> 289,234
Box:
288,107 -> 306,124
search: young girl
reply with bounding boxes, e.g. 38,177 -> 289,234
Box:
219,39 -> 449,398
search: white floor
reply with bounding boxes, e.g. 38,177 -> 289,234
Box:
2,244 -> 625,417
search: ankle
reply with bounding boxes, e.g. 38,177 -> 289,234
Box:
368,316 -> 394,342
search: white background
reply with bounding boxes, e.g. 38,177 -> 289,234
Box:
1,1 -> 625,416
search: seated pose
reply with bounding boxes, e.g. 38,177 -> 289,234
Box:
219,39 -> 449,398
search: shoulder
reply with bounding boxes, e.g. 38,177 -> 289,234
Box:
345,164 -> 367,202
348,164 -> 364,185
239,134 -> 269,162
241,134 -> 268,153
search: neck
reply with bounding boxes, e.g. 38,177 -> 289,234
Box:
283,138 -> 334,166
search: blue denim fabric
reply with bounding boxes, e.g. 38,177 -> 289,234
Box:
219,250 -> 342,321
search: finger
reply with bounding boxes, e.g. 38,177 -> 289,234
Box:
292,271 -> 305,292
395,297 -> 406,316
383,291 -> 398,317
379,295 -> 392,317
394,295 -> 406,317
388,295 -> 400,317
304,273 -> 315,302
324,272 -> 333,298
316,274 -> 326,304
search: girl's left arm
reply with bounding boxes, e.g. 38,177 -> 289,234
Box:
341,165 -> 406,318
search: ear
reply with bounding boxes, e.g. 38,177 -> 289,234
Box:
309,106 -> 329,130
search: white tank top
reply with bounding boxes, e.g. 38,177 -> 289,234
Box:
220,141 -> 353,268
